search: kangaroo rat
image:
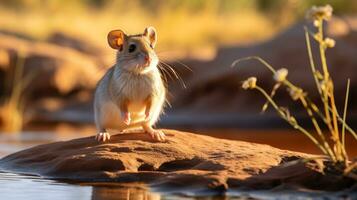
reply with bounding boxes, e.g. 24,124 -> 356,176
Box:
94,27 -> 166,142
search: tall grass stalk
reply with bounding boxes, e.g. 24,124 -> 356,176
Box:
0,52 -> 29,133
233,5 -> 356,172
341,79 -> 350,150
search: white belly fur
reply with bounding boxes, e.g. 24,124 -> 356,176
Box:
100,100 -> 146,131
94,67 -> 165,132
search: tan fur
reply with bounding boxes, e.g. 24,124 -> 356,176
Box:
94,27 -> 166,142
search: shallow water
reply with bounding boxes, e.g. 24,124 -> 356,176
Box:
0,130 -> 355,200
0,171 -> 353,200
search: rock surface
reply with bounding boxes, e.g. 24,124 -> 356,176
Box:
0,129 -> 354,192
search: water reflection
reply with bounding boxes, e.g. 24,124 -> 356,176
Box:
91,186 -> 161,200
0,170 -> 353,200
0,172 -> 163,200
0,172 -> 92,200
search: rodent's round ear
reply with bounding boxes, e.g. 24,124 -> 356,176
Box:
143,26 -> 157,48
107,30 -> 126,50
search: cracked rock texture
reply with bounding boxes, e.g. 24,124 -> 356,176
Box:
0,130 -> 355,191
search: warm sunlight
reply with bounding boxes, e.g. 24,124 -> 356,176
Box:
0,1 -> 356,199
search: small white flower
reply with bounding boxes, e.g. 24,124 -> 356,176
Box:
306,5 -> 333,21
242,77 -> 257,90
324,38 -> 336,48
313,20 -> 320,27
273,68 -> 288,82
289,88 -> 305,101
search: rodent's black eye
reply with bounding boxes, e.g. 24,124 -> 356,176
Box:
128,44 -> 136,53
149,44 -> 154,49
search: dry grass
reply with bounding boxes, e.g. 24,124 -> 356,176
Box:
0,101 -> 23,133
234,5 -> 356,175
0,52 -> 32,133
0,1 -> 279,53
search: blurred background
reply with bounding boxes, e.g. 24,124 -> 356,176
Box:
0,0 -> 356,156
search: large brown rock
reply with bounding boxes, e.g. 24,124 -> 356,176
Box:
0,129 -> 354,193
0,33 -> 103,96
47,32 -> 112,68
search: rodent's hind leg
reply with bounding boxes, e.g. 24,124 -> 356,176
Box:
142,123 -> 166,142
95,128 -> 111,142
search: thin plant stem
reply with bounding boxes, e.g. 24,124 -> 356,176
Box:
318,20 -> 330,78
336,110 -> 357,140
261,83 -> 281,113
304,26 -> 337,140
255,86 -> 329,156
329,84 -> 345,160
231,56 -> 276,74
237,5 -> 357,167
342,79 -> 350,150
231,56 -> 344,139
234,56 -> 357,141
318,20 -> 344,161
299,96 -> 336,161
317,20 -> 333,135
304,27 -> 322,95
305,96 -> 357,141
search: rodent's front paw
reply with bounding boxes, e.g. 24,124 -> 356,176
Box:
122,112 -> 131,125
146,129 -> 166,142
95,132 -> 111,142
